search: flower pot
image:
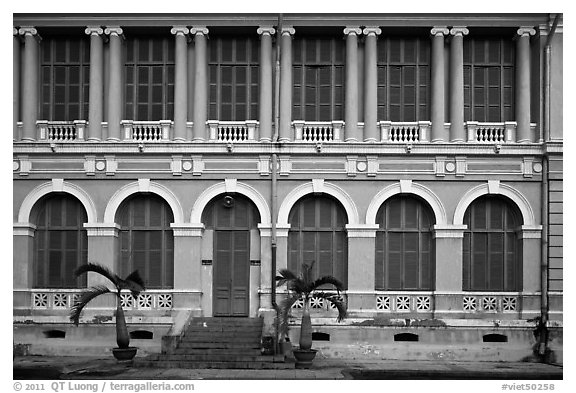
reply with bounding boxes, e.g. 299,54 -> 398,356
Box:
292,348 -> 317,369
112,347 -> 137,361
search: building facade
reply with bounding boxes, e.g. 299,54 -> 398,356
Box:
13,13 -> 563,361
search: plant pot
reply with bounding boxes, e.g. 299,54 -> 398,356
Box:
112,347 -> 138,361
292,348 -> 317,369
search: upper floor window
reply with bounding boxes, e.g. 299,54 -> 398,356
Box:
40,36 -> 90,121
293,37 -> 345,121
32,193 -> 88,288
124,36 -> 175,121
377,37 -> 430,122
209,36 -> 259,121
464,37 -> 515,122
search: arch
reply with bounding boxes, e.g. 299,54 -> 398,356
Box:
453,182 -> 535,226
277,180 -> 360,225
104,179 -> 184,224
18,179 -> 97,223
366,181 -> 447,226
191,180 -> 271,225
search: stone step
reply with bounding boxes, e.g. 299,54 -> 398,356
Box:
138,360 -> 295,370
173,348 -> 262,355
183,331 -> 261,337
155,354 -> 281,362
177,342 -> 261,349
185,326 -> 263,333
179,336 -> 261,344
189,317 -> 262,325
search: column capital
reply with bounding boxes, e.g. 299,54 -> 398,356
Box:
363,26 -> 382,36
281,27 -> 295,36
190,26 -> 209,35
343,27 -> 362,36
450,26 -> 469,36
104,26 -> 124,37
516,27 -> 536,37
431,26 -> 450,36
171,26 -> 190,36
13,27 -> 19,36
85,26 -> 104,36
257,26 -> 276,36
18,26 -> 41,41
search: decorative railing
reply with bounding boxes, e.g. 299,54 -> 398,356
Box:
208,120 -> 258,142
379,121 -> 431,142
462,294 -> 519,313
293,121 -> 343,142
466,121 -> 516,143
31,290 -> 173,310
37,120 -> 86,141
122,120 -> 171,141
375,294 -> 432,312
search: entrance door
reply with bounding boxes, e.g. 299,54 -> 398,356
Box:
213,230 -> 250,316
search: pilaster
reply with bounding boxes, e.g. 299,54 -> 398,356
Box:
171,26 -> 190,141
449,26 -> 469,142
362,27 -> 382,142
13,28 -> 21,141
516,27 -> 536,143
19,27 -> 40,142
430,27 -> 449,142
346,224 -> 378,311
104,26 -> 124,141
257,26 -> 275,142
85,27 -> 105,141
190,27 -> 209,141
344,27 -> 362,142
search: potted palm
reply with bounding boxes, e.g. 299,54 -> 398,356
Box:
276,261 -> 347,368
70,263 -> 145,361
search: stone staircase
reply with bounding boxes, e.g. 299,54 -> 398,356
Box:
139,317 -> 294,369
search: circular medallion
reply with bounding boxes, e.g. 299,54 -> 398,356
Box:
182,161 -> 193,171
445,162 -> 456,172
95,161 -> 106,171
13,161 -> 20,171
357,161 -> 367,172
533,162 -> 543,173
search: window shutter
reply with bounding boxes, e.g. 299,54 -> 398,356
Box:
387,233 -> 403,289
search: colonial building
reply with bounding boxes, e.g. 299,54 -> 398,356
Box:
13,13 -> 563,362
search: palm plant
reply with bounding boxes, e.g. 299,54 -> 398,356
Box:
70,263 -> 145,349
276,261 -> 347,351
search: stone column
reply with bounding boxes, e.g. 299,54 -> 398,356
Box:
105,27 -> 123,141
191,27 -> 209,141
14,28 -> 20,141
257,26 -> 275,142
346,225 -> 378,313
344,27 -> 361,142
187,36 -> 195,140
19,27 -> 40,142
430,27 -> 449,142
279,27 -> 295,142
516,27 -> 536,143
433,225 -> 466,318
449,27 -> 469,142
171,26 -> 190,141
363,27 -> 382,142
171,224 -> 204,314
85,27 -> 105,141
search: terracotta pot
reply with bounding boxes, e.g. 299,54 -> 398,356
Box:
292,348 -> 317,369
112,347 -> 137,361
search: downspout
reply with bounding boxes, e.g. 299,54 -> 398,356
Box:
270,13 -> 283,354
538,13 -> 559,360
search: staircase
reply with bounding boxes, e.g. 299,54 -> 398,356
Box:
139,317 -> 294,369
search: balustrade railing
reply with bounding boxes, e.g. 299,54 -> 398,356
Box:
379,121 -> 430,142
208,120 -> 258,142
466,121 -> 516,143
36,120 -> 86,141
293,121 -> 343,142
122,120 -> 171,141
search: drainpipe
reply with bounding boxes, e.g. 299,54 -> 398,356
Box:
538,13 -> 559,360
270,13 -> 283,354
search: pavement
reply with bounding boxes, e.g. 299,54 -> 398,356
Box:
13,355 -> 563,380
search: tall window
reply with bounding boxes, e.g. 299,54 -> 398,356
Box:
40,36 -> 90,121
125,36 -> 175,121
463,196 -> 522,291
375,195 -> 434,290
33,194 -> 88,288
117,194 -> 174,289
209,36 -> 259,121
377,37 -> 430,122
288,195 -> 348,287
293,37 -> 345,121
464,37 -> 515,122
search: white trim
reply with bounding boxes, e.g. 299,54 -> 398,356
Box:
345,224 -> 379,238
277,181 -> 360,225
13,222 -> 37,237
83,223 -> 120,237
453,182 -> 536,226
17,179 -> 98,223
366,182 -> 447,226
104,180 -> 184,224
190,180 -> 271,225
171,223 -> 205,237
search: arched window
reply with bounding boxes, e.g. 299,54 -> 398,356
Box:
117,193 -> 174,289
375,195 -> 435,290
288,195 -> 348,288
463,195 -> 522,291
32,193 -> 88,288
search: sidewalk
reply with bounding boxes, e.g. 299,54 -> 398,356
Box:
13,355 -> 563,380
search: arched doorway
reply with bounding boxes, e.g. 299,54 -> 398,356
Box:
287,194 -> 348,287
203,194 -> 260,316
